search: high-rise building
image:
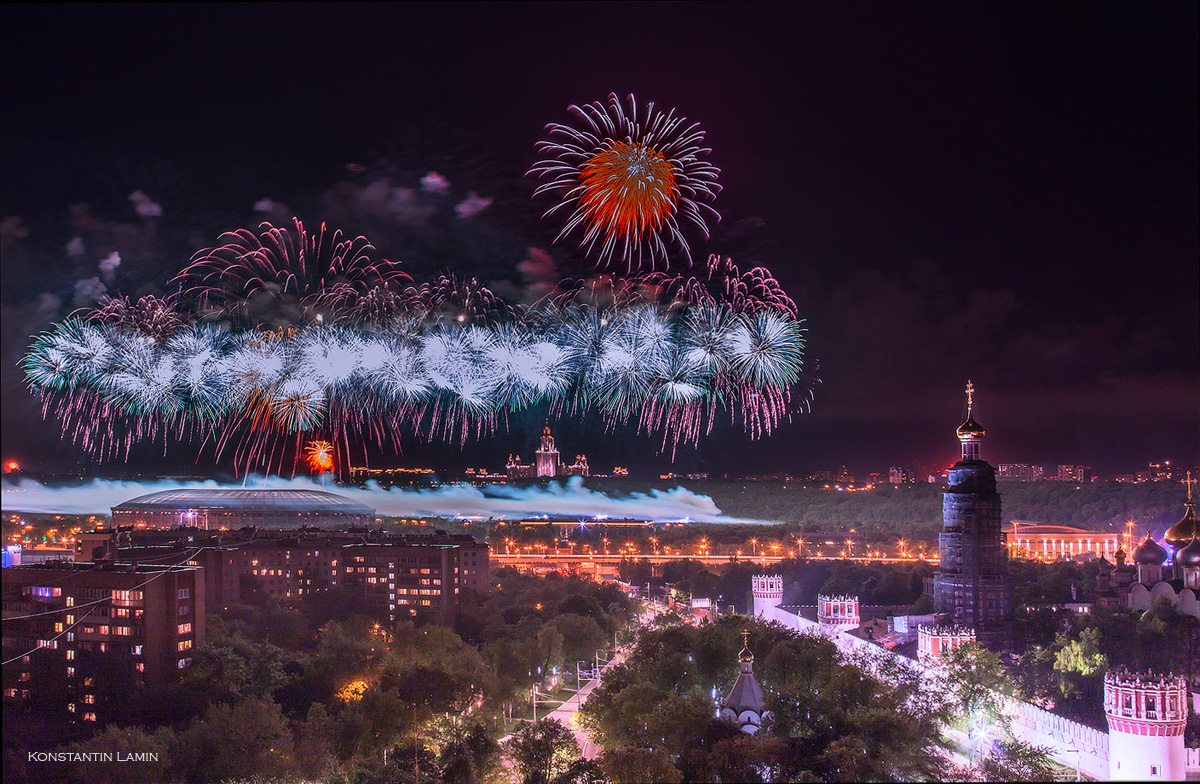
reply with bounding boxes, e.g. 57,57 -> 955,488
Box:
1056,465 -> 1091,482
933,381 -> 1014,649
2,562 -> 204,722
508,424 -> 587,479
535,424 -> 559,478
997,463 -> 1044,481
76,524 -> 488,619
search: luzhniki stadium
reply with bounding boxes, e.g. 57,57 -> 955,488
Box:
111,489 -> 375,529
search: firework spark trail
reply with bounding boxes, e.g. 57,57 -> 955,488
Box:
24,215 -> 814,473
530,93 -> 720,270
25,300 -> 807,469
171,218 -> 412,324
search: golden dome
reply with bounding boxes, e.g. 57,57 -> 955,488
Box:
738,630 -> 753,662
1165,502 -> 1198,549
956,416 -> 985,441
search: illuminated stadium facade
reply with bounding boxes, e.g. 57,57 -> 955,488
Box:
111,489 -> 375,529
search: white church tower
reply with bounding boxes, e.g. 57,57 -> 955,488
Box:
1104,668 -> 1188,780
752,574 -> 783,617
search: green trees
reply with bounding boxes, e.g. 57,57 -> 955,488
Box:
580,616 -> 954,782
598,746 -> 684,783
170,697 -> 296,782
763,637 -> 951,781
942,643 -> 1055,782
503,718 -> 581,784
51,725 -> 174,784
24,566 -> 632,784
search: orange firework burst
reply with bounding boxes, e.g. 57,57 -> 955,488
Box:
530,93 -> 720,270
579,141 -> 678,245
305,440 -> 334,474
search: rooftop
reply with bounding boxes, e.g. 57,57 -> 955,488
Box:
112,489 -> 374,516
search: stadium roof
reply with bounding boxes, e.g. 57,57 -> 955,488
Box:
112,489 -> 374,516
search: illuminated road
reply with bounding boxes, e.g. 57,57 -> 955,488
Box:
491,553 -> 937,568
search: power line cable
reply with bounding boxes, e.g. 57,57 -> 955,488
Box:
2,547 -> 206,667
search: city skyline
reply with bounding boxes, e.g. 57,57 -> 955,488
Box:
1,3 -> 1196,480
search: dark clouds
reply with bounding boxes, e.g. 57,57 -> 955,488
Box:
795,260 -> 1198,474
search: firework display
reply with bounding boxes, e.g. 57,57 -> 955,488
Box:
305,440 -> 334,474
23,272 -> 807,470
22,96 -> 812,474
530,93 -> 720,270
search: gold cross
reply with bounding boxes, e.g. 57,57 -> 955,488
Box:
965,380 -> 974,417
741,630 -> 750,647
1186,472 -> 1197,502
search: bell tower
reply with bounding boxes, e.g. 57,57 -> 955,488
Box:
933,381 -> 1014,648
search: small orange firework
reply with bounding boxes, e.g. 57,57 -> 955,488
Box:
304,440 -> 334,474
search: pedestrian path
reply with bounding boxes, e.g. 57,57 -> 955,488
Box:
546,648 -> 627,759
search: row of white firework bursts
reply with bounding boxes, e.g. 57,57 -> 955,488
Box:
24,302 -> 806,436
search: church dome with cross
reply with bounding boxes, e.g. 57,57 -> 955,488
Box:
720,631 -> 765,734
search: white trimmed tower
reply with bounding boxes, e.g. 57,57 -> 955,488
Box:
917,624 -> 976,666
752,574 -> 783,616
817,594 -> 860,628
1104,669 -> 1188,781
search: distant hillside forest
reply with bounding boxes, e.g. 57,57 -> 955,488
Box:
580,478 -> 1189,544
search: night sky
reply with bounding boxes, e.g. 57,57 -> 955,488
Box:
1,2 -> 1196,479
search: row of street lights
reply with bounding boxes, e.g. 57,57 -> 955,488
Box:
497,536 -> 932,562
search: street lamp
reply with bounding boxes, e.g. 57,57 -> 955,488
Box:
1062,744 -> 1081,782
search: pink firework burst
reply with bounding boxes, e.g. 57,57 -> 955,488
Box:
172,218 -> 411,326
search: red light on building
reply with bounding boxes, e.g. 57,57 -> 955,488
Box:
4,461 -> 18,473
